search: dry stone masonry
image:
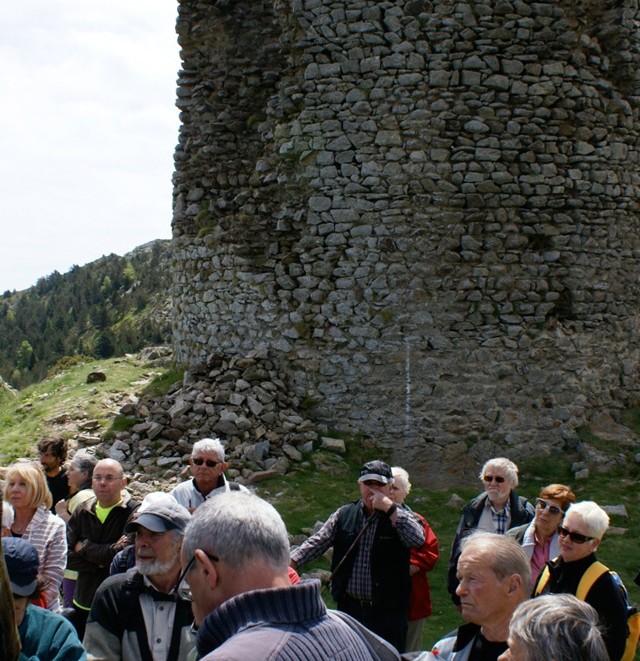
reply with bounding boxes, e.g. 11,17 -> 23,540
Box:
171,0 -> 640,481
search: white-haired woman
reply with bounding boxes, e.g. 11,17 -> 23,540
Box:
390,467 -> 439,652
534,500 -> 627,661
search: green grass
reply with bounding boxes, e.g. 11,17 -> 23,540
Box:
0,355 -> 166,464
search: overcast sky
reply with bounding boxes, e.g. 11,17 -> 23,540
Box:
0,2 -> 180,293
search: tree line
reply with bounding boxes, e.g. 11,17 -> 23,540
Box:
0,241 -> 172,389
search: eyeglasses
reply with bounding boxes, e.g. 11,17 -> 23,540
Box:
536,499 -> 563,516
192,458 -> 221,468
174,549 -> 220,601
92,475 -> 122,483
557,526 -> 594,544
483,475 -> 505,484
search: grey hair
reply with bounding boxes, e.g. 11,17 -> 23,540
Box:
182,492 -> 289,572
564,501 -> 609,540
508,594 -> 609,661
479,457 -> 519,487
72,452 -> 98,478
460,531 -> 531,587
192,437 -> 225,461
391,467 -> 411,496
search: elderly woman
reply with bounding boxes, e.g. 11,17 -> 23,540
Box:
4,461 -> 67,612
534,500 -> 627,661
448,457 -> 534,604
506,483 -> 575,586
54,452 -> 97,610
390,467 -> 439,653
498,593 -> 609,661
54,452 -> 97,523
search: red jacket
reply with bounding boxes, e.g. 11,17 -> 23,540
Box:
408,511 -> 439,621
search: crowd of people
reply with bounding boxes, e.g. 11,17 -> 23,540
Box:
0,438 -> 635,661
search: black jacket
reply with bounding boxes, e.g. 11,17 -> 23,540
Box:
84,568 -> 195,661
330,501 -> 411,611
66,493 -> 139,608
537,553 -> 628,661
447,490 -> 534,603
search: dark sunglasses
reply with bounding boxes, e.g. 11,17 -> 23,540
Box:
483,475 -> 505,484
192,458 -> 221,468
557,525 -> 594,544
536,499 -> 563,516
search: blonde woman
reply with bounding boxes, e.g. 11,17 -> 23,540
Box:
4,461 -> 67,611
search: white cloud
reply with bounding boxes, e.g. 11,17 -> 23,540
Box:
0,1 -> 180,292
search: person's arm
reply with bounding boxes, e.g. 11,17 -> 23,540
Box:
290,509 -> 340,569
410,516 -> 439,573
390,507 -> 425,548
39,518 -> 67,611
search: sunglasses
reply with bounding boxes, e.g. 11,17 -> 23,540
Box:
536,499 -> 563,516
483,475 -> 505,484
557,525 -> 594,544
192,458 -> 221,468
175,550 -> 220,601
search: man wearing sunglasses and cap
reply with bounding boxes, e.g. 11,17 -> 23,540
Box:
170,437 -> 248,513
290,459 -> 425,653
83,493 -> 196,661
506,483 -> 575,587
447,457 -> 534,606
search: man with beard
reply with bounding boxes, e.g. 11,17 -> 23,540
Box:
447,458 -> 534,605
83,493 -> 195,661
37,437 -> 70,511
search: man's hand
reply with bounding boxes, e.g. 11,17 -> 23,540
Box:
370,491 -> 394,513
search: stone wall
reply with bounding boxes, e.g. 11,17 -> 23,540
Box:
171,0 -> 640,477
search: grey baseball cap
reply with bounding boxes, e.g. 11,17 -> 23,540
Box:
125,493 -> 191,533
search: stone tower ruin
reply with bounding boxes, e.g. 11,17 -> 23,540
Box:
171,0 -> 640,478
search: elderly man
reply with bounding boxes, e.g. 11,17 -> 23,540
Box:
66,458 -> 139,639
170,437 -> 247,512
448,457 -> 534,604
290,459 -> 425,653
84,493 -> 195,661
506,483 -> 575,587
416,532 -> 530,660
180,491 -> 400,660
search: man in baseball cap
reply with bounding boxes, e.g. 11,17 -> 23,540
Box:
84,493 -> 195,661
291,459 -> 425,653
2,537 -> 85,660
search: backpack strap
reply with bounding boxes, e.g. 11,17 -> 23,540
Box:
534,565 -> 551,596
576,561 -> 609,601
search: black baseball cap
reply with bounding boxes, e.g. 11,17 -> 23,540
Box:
358,460 -> 393,485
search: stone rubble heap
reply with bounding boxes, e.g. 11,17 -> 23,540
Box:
94,349 -> 329,493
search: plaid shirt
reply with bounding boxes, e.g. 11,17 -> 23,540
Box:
291,501 -> 424,600
489,499 -> 511,535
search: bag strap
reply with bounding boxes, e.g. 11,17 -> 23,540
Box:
534,565 -> 551,596
576,561 -> 609,601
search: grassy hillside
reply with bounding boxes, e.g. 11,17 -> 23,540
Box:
1,356 -> 639,652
